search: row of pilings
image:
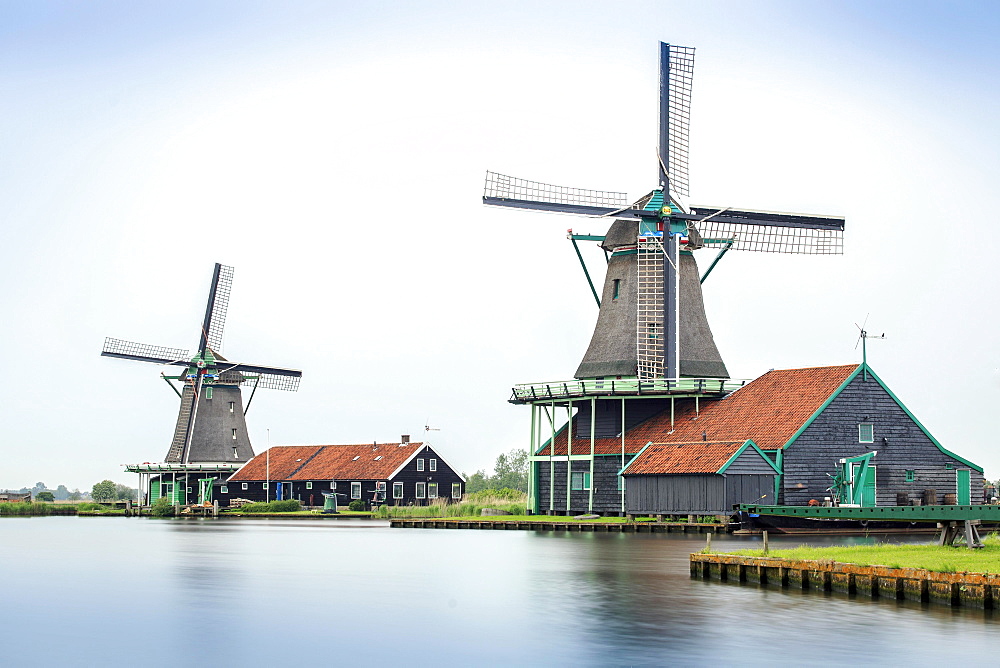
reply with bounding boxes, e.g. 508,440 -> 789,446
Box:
690,553 -> 1000,608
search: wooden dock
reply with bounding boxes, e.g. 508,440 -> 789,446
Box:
691,552 -> 1000,608
390,519 -> 725,533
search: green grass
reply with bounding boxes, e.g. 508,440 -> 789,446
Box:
722,534 -> 1000,574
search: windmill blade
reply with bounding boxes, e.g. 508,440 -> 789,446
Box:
659,43 -> 695,199
679,207 -> 845,255
101,338 -> 191,365
199,263 -> 234,354
483,171 -> 632,217
220,362 -> 302,391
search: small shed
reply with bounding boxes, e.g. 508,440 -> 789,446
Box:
621,440 -> 779,515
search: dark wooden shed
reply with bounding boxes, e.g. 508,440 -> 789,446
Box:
621,440 -> 779,515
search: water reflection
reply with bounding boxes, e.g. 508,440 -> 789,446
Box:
0,518 -> 995,665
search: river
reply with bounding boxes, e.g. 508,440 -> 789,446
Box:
2,517 -> 994,665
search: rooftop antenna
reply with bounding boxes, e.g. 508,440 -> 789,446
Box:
424,419 -> 441,434
854,315 -> 885,380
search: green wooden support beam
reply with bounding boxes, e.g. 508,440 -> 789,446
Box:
700,240 -> 734,284
570,236 -> 601,307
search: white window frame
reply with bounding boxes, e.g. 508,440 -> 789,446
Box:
451,483 -> 461,499
221,485 -> 228,494
241,483 -> 248,490
232,428 -> 237,440
229,401 -> 235,413
859,423 -> 874,443
428,483 -> 438,499
350,482 -> 361,499
376,481 -> 386,492
571,471 -> 591,491
262,482 -> 268,490
306,481 -> 313,490
393,482 -> 403,499
416,458 -> 425,471
429,459 -> 437,472
330,481 -> 336,489
416,482 -> 426,499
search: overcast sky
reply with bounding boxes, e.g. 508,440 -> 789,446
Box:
2,1 -> 999,491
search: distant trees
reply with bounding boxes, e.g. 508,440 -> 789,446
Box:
464,448 -> 528,494
35,491 -> 54,502
91,480 -> 116,502
90,481 -> 137,502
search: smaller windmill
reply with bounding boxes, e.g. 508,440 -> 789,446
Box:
102,263 -> 301,465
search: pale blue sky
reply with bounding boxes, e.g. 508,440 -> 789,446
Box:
2,1 -> 999,489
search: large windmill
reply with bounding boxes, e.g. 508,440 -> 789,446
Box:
484,43 -> 845,381
102,263 -> 301,504
486,43 -> 846,516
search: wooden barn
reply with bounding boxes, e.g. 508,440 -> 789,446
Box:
620,440 -> 779,516
222,440 -> 464,509
531,363 -> 983,516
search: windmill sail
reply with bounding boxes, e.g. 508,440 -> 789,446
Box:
482,171 -> 628,216
201,263 -> 233,354
682,207 -> 844,255
659,43 -> 695,198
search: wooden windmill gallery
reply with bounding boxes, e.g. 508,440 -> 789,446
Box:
484,43 -> 983,519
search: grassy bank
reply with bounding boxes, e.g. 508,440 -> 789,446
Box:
723,534 -> 1000,573
374,491 -> 527,519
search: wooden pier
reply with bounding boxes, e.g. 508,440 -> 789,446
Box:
390,519 -> 725,533
691,552 -> 1000,608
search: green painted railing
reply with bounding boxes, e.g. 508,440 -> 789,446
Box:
739,504 -> 1000,522
125,463 -> 242,473
511,377 -> 746,402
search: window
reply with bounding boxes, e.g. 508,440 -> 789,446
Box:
376,482 -> 386,492
233,448 -> 238,458
858,423 -> 874,443
351,482 -> 361,499
205,387 -> 213,400
241,483 -> 248,490
428,483 -> 438,498
229,401 -> 235,413
374,455 -> 382,461
416,459 -> 425,471
416,482 -> 426,499
262,482 -> 268,490
232,428 -> 237,440
452,483 -> 462,499
905,470 -> 915,482
429,459 -> 437,472
946,463 -> 954,470
306,482 -> 313,490
186,487 -> 192,493
352,456 -> 360,461
612,278 -> 620,300
571,472 -> 591,491
330,481 -> 337,489
221,485 -> 228,494
393,482 -> 403,499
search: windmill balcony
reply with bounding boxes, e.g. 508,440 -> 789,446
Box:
509,377 -> 746,404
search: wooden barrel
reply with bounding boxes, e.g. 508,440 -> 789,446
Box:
943,493 -> 958,505
896,492 -> 909,506
923,489 -> 938,505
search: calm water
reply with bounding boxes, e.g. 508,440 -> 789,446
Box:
2,517 -> 996,665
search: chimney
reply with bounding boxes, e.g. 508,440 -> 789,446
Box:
401,434 -> 410,444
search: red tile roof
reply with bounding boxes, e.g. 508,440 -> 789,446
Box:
538,364 -> 858,455
230,443 -> 423,481
623,441 -> 747,475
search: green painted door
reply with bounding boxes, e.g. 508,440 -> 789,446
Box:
150,479 -> 160,501
957,469 -> 971,505
852,464 -> 877,506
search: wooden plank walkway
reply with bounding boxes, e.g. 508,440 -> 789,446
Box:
390,519 -> 726,533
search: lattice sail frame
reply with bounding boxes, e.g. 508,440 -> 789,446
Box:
205,264 -> 233,351
484,171 -> 628,210
102,338 -> 190,363
636,239 -> 666,379
236,371 -> 300,392
661,44 -> 695,198
695,220 -> 843,255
